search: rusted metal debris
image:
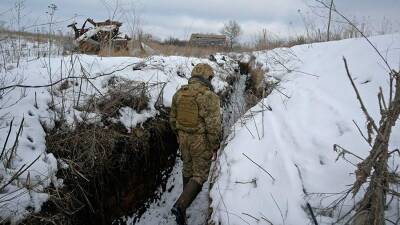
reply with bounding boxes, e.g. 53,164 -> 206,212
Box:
68,18 -> 130,54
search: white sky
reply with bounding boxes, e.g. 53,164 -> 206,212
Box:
0,0 -> 399,42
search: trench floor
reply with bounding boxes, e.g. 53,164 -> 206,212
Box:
127,157 -> 210,225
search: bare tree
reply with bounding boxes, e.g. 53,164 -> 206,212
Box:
327,0 -> 334,41
220,20 -> 242,50
45,3 -> 57,108
121,0 -> 141,50
14,0 -> 25,67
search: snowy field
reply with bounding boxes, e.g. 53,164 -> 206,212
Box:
0,34 -> 399,225
210,34 -> 400,225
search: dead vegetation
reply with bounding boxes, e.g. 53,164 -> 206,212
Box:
46,113 -> 176,224
145,41 -> 224,57
344,61 -> 399,225
240,56 -> 276,109
82,77 -> 151,119
306,2 -> 400,224
20,76 -> 178,225
23,111 -> 178,225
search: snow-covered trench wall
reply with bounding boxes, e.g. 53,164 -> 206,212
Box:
0,50 -> 269,225
209,34 -> 400,225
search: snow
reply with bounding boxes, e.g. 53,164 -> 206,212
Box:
1,33 -> 399,225
75,25 -> 118,42
125,158 -> 211,225
210,34 -> 400,225
116,107 -> 156,132
0,45 -> 232,223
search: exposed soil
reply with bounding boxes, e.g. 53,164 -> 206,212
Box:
24,109 -> 178,225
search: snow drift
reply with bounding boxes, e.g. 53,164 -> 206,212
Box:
210,34 -> 400,225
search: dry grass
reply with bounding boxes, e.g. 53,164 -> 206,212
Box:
145,41 -> 226,57
22,78 -> 178,225
75,77 -> 150,120
24,112 -> 177,225
1,29 -> 71,44
97,48 -> 131,57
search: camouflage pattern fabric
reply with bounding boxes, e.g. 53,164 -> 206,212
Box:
178,132 -> 212,185
170,76 -> 221,184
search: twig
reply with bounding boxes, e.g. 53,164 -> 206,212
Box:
0,154 -> 41,191
0,118 -> 14,159
242,212 -> 260,222
274,60 -> 320,78
343,57 -> 381,138
379,86 -> 388,111
77,183 -> 95,213
352,120 -> 372,146
306,202 -> 319,225
242,153 -> 276,182
270,193 -> 286,225
273,87 -> 291,99
248,109 -> 261,140
389,149 -> 399,156
6,117 -> 24,168
235,103 -> 255,139
260,212 -> 274,225
79,60 -> 104,97
0,61 -> 145,91
235,178 -> 257,186
333,144 -> 364,161
217,181 -> 231,225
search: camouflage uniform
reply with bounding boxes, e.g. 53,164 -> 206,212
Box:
170,79 -> 221,184
170,63 -> 221,225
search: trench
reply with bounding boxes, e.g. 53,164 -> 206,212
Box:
221,71 -> 249,140
25,109 -> 178,225
126,65 -> 256,225
25,59 -> 262,225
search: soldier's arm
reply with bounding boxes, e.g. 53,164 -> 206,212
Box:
202,92 -> 221,152
169,93 -> 178,134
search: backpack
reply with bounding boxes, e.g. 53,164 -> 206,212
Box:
176,86 -> 202,129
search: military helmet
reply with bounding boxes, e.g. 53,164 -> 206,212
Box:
191,63 -> 214,80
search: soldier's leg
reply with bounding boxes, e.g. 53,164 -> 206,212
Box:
172,132 -> 193,225
172,134 -> 209,225
179,132 -> 193,189
174,135 -> 210,210
191,135 -> 212,186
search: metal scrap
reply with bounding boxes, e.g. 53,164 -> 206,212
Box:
67,18 -> 130,54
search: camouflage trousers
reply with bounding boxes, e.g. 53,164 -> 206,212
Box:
178,131 -> 212,185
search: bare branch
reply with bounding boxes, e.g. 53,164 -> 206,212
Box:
352,120 -> 372,146
343,57 -> 381,138
242,153 -> 276,182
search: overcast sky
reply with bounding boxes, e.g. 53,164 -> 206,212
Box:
1,0 -> 399,42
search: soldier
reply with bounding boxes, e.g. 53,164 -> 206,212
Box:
169,63 -> 221,225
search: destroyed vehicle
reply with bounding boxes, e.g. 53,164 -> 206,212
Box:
68,18 -> 130,54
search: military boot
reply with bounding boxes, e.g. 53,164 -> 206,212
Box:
171,179 -> 202,225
